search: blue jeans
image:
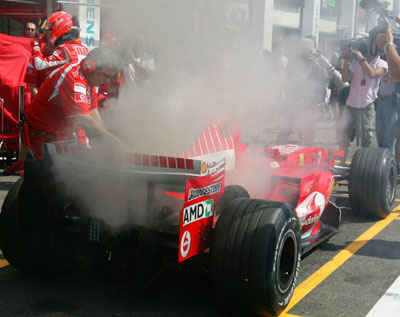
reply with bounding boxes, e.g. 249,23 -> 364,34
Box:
375,94 -> 397,152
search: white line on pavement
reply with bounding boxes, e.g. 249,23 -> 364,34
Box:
366,275 -> 400,317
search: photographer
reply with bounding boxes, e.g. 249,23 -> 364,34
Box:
377,24 -> 400,80
117,35 -> 155,87
377,24 -> 400,170
339,31 -> 387,163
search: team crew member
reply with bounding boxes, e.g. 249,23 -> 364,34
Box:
5,11 -> 89,175
22,22 -> 38,39
25,47 -> 129,159
28,11 -> 88,93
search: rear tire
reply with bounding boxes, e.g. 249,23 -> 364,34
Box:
214,185 -> 249,217
349,147 -> 396,219
210,198 -> 301,316
0,177 -> 77,275
0,178 -> 24,268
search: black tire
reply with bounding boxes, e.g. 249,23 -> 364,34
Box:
0,178 -> 24,268
215,185 -> 249,217
349,147 -> 396,219
210,198 -> 301,316
0,177 -> 77,275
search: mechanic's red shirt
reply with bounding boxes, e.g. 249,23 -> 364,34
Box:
26,61 -> 95,136
24,45 -> 52,87
24,39 -> 88,87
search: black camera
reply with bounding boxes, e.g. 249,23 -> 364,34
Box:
339,38 -> 369,61
360,0 -> 400,46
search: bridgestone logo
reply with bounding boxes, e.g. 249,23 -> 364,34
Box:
183,199 -> 214,226
188,182 -> 222,201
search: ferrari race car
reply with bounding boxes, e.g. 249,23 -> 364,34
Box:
0,119 -> 396,316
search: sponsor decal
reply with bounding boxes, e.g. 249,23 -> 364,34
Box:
180,231 -> 191,258
295,191 -> 325,218
182,199 -> 214,226
74,83 -> 87,94
200,158 -> 226,176
74,93 -> 88,103
188,182 -> 222,201
274,217 -> 300,307
299,153 -> 305,166
178,171 -> 225,262
300,214 -> 320,227
201,162 -> 207,174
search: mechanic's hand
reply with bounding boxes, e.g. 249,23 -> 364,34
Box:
31,40 -> 41,53
352,49 -> 364,61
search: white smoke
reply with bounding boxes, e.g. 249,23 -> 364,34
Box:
53,0 -> 329,228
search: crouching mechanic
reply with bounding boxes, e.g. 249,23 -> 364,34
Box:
25,47 -> 129,159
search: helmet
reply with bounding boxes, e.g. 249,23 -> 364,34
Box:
42,11 -> 78,46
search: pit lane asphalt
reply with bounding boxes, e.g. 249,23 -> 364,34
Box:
0,122 -> 400,317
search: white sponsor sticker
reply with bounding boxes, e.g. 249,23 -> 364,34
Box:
188,183 -> 221,201
182,199 -> 214,226
180,231 -> 191,258
74,83 -> 87,94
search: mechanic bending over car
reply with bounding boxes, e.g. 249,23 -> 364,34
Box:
5,11 -> 89,175
24,47 -> 129,159
377,24 -> 400,171
339,28 -> 387,164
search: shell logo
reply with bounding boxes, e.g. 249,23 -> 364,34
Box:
201,162 -> 207,174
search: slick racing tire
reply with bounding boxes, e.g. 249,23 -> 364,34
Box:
1,177 -> 76,275
214,185 -> 249,217
349,147 -> 396,219
210,198 -> 301,316
0,178 -> 24,269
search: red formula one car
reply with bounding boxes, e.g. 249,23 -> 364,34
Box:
0,119 -> 396,316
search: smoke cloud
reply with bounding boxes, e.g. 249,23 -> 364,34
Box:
53,0 -> 330,228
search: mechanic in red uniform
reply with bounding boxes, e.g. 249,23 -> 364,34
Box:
5,11 -> 89,174
25,47 -> 128,159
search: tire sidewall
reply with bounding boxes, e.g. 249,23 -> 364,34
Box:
381,154 -> 396,213
267,213 -> 301,311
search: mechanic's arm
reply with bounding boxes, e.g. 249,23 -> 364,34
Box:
74,114 -> 129,152
31,42 -> 69,71
341,59 -> 352,83
90,108 -> 106,129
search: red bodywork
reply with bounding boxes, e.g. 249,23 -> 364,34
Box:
179,119 -> 342,260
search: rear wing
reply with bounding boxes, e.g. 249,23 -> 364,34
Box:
43,142 -> 204,185
23,142 -> 226,263
183,118 -> 242,171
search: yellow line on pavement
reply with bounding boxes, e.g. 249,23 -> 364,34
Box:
281,205 -> 400,315
0,259 -> 9,269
